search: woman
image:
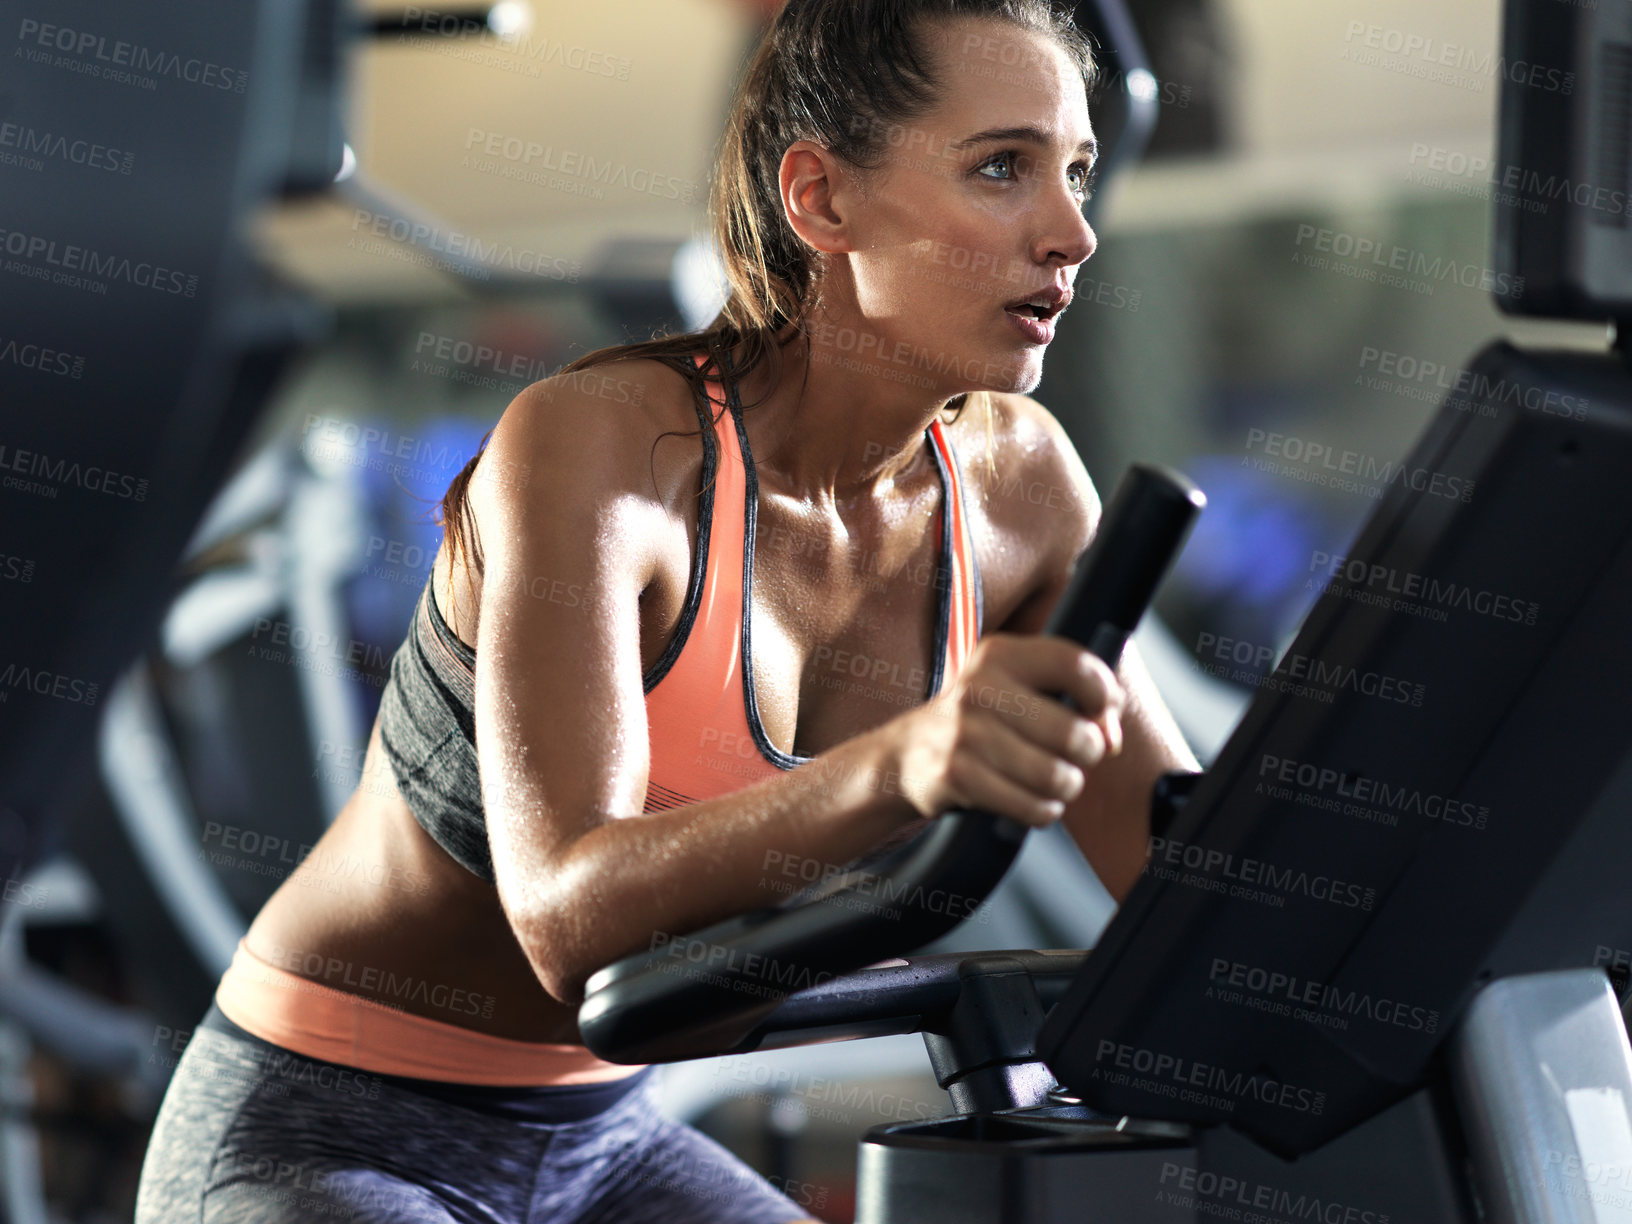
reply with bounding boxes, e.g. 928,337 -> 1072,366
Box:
136,0 -> 1200,1220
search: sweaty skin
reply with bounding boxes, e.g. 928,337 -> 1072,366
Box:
243,17 -> 1197,1058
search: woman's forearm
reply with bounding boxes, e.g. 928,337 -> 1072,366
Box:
1062,642 -> 1200,903
509,728 -> 917,1005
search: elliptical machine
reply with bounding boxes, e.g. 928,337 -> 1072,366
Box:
581,2 -> 1632,1220
584,394 -> 1632,1224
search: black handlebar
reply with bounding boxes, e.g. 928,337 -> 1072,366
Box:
578,463 -> 1205,1064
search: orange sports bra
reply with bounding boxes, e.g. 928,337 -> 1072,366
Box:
641,359 -> 986,810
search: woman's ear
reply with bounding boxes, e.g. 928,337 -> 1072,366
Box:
779,140 -> 862,256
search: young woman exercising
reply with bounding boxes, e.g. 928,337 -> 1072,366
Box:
136,0 -> 1200,1219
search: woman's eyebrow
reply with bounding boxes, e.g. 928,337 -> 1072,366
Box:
950,125 -> 1099,159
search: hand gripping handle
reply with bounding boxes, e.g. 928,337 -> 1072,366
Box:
578,463 -> 1204,1063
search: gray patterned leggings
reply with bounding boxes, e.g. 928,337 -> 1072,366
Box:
135,1003 -> 819,1223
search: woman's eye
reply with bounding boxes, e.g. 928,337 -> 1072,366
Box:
976,152 -> 1016,180
1071,163 -> 1100,204
978,152 -> 1097,202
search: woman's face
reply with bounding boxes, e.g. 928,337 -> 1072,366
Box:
831,18 -> 1099,398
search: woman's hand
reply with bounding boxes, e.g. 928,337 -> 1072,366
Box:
871,633 -> 1125,827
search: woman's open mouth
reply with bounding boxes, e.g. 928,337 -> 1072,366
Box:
1002,287 -> 1071,346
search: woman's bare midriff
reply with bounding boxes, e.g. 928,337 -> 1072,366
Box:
244,712 -> 590,1042
243,362 -> 1029,1048
242,421 -> 712,1043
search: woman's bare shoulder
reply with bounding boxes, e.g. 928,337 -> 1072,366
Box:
480,355 -> 712,509
435,355 -> 709,642
519,356 -> 705,443
944,391 -> 1100,628
944,390 -> 1096,515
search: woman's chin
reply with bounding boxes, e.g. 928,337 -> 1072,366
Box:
974,350 -> 1044,396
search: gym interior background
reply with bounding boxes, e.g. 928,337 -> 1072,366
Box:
0,0 -> 1610,1219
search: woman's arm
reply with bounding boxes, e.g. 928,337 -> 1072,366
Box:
1060,640 -> 1199,901
468,375 -> 919,1007
988,395 -> 1202,903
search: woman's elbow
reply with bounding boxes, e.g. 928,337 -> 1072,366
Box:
501,898 -> 589,1006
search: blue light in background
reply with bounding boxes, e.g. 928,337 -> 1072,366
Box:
1171,455 -> 1362,646
346,414 -> 495,677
